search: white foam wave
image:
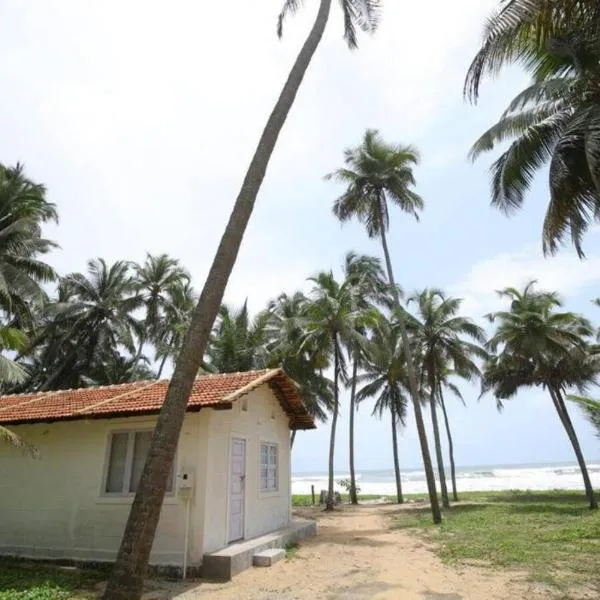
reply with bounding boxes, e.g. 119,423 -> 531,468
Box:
291,463 -> 600,496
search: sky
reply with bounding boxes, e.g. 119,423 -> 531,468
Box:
1,0 -> 600,474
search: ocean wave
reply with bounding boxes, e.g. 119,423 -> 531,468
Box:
291,463 -> 600,496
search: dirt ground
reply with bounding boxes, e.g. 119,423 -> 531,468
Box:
142,502 -> 583,600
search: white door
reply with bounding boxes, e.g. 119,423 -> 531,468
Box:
228,438 -> 246,542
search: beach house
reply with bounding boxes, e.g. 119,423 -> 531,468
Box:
0,368 -> 316,578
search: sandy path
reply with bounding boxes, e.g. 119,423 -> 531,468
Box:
169,504 -> 558,600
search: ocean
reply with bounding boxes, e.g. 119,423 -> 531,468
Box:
291,461 -> 600,496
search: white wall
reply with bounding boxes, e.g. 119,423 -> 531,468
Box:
0,383 -> 293,565
202,386 -> 292,554
0,412 -> 207,568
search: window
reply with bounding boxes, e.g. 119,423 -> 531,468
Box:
259,442 -> 278,492
103,430 -> 174,496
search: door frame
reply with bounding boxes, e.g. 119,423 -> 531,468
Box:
227,434 -> 248,544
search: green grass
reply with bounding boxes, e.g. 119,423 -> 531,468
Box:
393,490 -> 600,593
0,560 -> 104,600
292,493 -> 394,506
283,542 -> 301,559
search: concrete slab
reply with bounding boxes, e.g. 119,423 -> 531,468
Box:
253,548 -> 285,567
202,519 -> 316,581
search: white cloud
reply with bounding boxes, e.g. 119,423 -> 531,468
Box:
449,244 -> 600,316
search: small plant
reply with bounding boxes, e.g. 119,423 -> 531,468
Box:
337,478 -> 361,496
284,542 -> 300,560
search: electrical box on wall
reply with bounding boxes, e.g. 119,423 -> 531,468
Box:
178,469 -> 194,490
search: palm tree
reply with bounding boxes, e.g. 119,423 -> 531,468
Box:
36,259 -> 143,391
265,291 -> 333,447
303,271 -> 363,510
410,289 -> 486,508
153,279 -> 196,379
568,395 -> 600,439
356,315 -> 409,504
327,129 -> 441,523
466,1 -> 600,256
482,281 -> 598,509
132,254 -> 190,375
205,302 -> 271,373
436,366 -> 468,502
104,3 -> 382,593
343,251 -> 388,504
0,323 -> 37,456
0,163 -> 57,331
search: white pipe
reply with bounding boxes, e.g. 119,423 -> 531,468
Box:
182,494 -> 191,579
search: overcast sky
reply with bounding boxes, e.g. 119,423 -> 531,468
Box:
2,1 -> 600,473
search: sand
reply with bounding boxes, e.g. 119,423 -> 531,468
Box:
156,502 -> 588,600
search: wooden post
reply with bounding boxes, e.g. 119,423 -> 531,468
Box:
311,485 -> 315,505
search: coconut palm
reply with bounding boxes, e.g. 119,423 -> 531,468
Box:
0,163 -> 57,330
105,3 -> 382,592
343,252 -> 388,503
466,1 -> 600,256
35,259 -> 143,391
204,302 -> 271,373
132,254 -> 190,375
356,315 -> 409,504
568,395 -> 600,439
265,291 -> 333,448
153,279 -> 196,379
410,289 -> 486,508
436,366 -> 469,502
327,129 -> 441,523
0,324 -> 37,455
482,281 -> 598,509
303,271 -> 364,510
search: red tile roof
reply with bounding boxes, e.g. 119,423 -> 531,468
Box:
0,369 -> 315,430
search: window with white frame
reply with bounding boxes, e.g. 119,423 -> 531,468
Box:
260,442 -> 278,492
103,430 -> 174,496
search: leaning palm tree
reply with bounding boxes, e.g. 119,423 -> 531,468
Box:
343,251 -> 388,504
357,315 -> 409,504
410,289 -> 486,508
104,4 -> 382,594
327,129 -> 441,523
482,281 -> 598,509
466,0 -> 600,256
303,271 -> 363,510
132,253 -> 190,375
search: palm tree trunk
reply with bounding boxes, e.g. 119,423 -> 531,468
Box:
155,351 -> 169,380
390,401 -> 404,504
130,334 -> 146,380
348,356 -> 359,504
429,372 -> 449,508
102,2 -> 334,597
551,388 -> 598,509
377,207 -> 441,524
290,429 -> 296,449
439,384 -> 458,501
326,337 -> 340,511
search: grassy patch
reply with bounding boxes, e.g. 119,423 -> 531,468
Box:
0,560 -> 104,600
393,490 -> 600,592
292,493 -> 393,506
284,542 -> 300,560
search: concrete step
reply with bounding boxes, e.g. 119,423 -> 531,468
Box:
253,548 -> 285,567
202,518 -> 316,581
